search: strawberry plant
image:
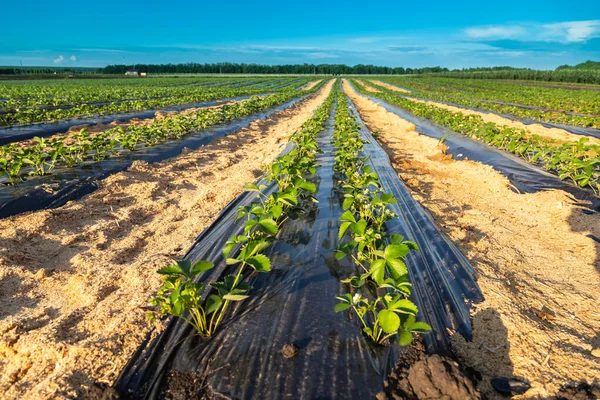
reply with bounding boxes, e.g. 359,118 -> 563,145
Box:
147,87 -> 337,336
331,89 -> 430,346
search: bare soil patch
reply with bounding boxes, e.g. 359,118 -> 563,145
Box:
354,79 -> 382,93
371,80 -> 411,93
343,80 -> 600,399
0,80 -> 334,399
299,80 -> 322,91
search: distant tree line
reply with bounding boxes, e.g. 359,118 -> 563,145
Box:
425,61 -> 600,84
0,67 -> 100,75
424,68 -> 600,84
100,62 -> 449,75
556,60 -> 600,70
3,61 -> 599,84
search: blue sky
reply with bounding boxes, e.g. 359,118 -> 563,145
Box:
3,0 -> 600,69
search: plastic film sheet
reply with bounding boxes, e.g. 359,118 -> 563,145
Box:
115,98 -> 483,399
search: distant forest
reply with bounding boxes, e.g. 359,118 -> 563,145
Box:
1,61 -> 599,83
100,63 -> 448,75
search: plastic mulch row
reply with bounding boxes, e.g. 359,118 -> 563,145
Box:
115,95 -> 483,399
0,95 -> 309,219
354,85 -> 600,212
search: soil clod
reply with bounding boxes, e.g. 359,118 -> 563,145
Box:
281,343 -> 299,359
491,376 -> 531,396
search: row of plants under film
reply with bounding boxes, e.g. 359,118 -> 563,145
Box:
147,83 -> 431,349
146,86 -> 336,336
354,80 -> 600,194
0,83 -> 324,185
0,78 -> 309,126
331,91 -> 430,345
375,76 -> 600,128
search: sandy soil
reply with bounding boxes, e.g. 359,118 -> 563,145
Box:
409,97 -> 600,146
354,79 -> 382,93
0,80 -> 334,399
299,80 -> 322,91
343,80 -> 600,399
371,80 -> 411,93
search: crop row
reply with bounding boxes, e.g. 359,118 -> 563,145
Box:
377,76 -> 600,115
0,79 -> 310,126
353,80 -> 600,193
147,86 -> 337,336
0,77 -> 283,107
374,77 -> 600,129
0,87 -> 319,185
332,91 -> 430,346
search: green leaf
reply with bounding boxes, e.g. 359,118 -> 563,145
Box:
398,330 -> 413,346
169,288 -> 183,315
191,261 -> 214,276
157,264 -> 183,276
350,276 -> 365,288
370,259 -> 386,285
405,241 -> 419,251
338,221 -> 352,240
390,299 -> 418,315
272,163 -> 282,175
245,240 -> 271,258
244,183 -> 260,192
246,254 -> 271,272
258,218 -> 278,235
278,192 -> 298,206
386,258 -> 408,280
390,233 -> 404,244
380,193 -> 397,204
176,260 -> 193,277
342,197 -> 354,210
223,292 -> 250,301
226,258 -> 240,265
271,204 -> 283,219
378,309 -> 400,334
336,293 -> 353,303
340,211 -> 357,223
352,219 -> 367,235
205,294 -> 223,314
297,180 -> 316,193
385,244 -> 410,259
335,250 -> 348,260
409,321 -> 432,333
334,303 -> 352,312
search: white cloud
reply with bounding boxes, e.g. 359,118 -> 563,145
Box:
542,20 -> 600,43
464,25 -> 526,39
74,48 -> 133,53
305,52 -> 339,59
53,55 -> 64,64
349,36 -> 406,44
70,55 -> 77,61
465,20 -> 600,43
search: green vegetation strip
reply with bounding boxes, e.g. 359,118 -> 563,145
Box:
332,90 -> 430,346
147,86 -> 336,336
353,80 -> 600,194
374,77 -> 600,128
0,87 -> 320,185
0,78 -> 311,126
420,65 -> 600,85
